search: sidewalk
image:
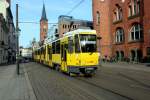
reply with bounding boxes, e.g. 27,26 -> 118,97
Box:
0,64 -> 36,100
101,62 -> 150,72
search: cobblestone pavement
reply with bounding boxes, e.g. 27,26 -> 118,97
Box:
24,62 -> 150,100
0,64 -> 36,100
81,63 -> 150,100
25,62 -> 129,100
101,62 -> 150,72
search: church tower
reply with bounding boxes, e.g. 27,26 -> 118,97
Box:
40,4 -> 48,42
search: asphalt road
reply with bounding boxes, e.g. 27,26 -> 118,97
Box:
24,62 -> 150,100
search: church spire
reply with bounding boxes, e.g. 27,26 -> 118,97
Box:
40,3 -> 47,21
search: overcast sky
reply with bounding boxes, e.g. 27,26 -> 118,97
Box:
11,0 -> 92,47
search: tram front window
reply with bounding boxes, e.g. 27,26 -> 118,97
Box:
79,34 -> 97,53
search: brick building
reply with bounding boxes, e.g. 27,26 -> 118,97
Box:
58,15 -> 93,38
40,4 -> 48,42
93,0 -> 150,62
92,0 -> 112,60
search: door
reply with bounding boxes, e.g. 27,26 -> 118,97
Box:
61,44 -> 67,72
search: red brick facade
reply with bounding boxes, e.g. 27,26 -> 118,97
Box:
40,4 -> 48,42
92,0 -> 112,60
93,0 -> 150,62
40,20 -> 48,41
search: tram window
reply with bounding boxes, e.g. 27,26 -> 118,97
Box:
75,34 -> 80,53
42,47 -> 45,54
44,47 -> 46,54
48,46 -> 51,54
68,37 -> 74,53
37,51 -> 39,55
56,40 -> 60,53
39,50 -> 41,55
47,46 -> 49,54
43,47 -> 46,58
80,34 -> 97,52
52,42 -> 55,54
39,49 -> 41,54
41,47 -> 43,54
42,47 -> 44,54
48,46 -> 52,59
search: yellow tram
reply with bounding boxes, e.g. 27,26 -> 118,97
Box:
33,29 -> 100,76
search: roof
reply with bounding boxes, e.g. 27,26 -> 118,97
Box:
40,4 -> 48,21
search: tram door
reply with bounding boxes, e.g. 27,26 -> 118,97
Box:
61,43 -> 67,72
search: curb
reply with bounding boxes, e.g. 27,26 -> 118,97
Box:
23,64 -> 37,100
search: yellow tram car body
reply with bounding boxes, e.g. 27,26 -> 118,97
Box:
59,29 -> 99,74
33,29 -> 100,75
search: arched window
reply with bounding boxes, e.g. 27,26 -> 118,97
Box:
129,23 -> 143,41
113,4 -> 123,21
128,0 -> 140,16
115,28 -> 124,43
96,11 -> 100,25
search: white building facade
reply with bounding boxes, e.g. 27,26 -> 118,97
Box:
0,0 -> 16,64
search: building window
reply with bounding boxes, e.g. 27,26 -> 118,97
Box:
43,28 -> 47,32
0,50 -> 2,55
116,51 -> 124,61
113,5 -> 123,22
96,11 -> 100,25
129,4 -> 132,16
128,0 -> 140,17
137,0 -> 140,14
147,47 -> 150,55
129,24 -> 143,41
74,25 -> 76,29
115,28 -> 124,43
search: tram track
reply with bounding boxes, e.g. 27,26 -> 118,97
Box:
118,72 -> 150,90
75,77 -> 134,100
25,62 -> 150,100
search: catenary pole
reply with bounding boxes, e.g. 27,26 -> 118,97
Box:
16,4 -> 20,75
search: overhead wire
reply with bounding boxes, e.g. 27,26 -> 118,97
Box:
17,0 -> 85,24
19,21 -> 58,25
66,0 -> 85,15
